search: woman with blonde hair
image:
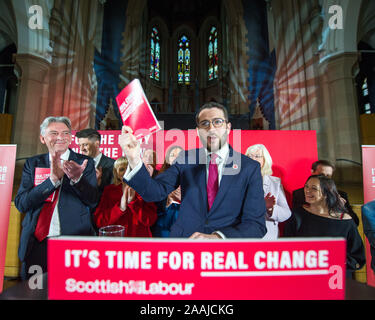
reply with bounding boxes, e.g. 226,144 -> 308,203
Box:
245,144 -> 291,239
94,157 -> 157,237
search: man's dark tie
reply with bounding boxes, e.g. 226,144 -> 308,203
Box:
34,188 -> 60,242
207,153 -> 219,210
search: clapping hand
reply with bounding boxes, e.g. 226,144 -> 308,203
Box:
96,166 -> 103,186
50,150 -> 64,183
120,184 -> 136,211
63,159 -> 88,182
265,192 -> 276,216
119,126 -> 141,169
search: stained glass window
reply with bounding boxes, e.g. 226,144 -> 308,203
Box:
150,27 -> 160,81
177,35 -> 190,85
208,26 -> 218,81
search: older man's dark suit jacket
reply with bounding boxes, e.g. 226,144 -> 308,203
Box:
15,149 -> 99,264
125,146 -> 267,238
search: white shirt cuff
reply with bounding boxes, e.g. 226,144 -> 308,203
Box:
213,230 -> 226,239
124,158 -> 143,181
50,177 -> 62,188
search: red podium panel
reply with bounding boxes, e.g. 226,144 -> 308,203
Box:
48,237 -> 346,300
0,145 -> 17,293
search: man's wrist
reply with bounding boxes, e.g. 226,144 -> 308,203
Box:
70,173 -> 83,185
129,157 -> 141,170
50,176 -> 61,187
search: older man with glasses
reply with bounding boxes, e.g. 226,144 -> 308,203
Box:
119,102 -> 266,239
15,116 -> 98,279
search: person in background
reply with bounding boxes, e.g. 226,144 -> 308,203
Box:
94,157 -> 157,237
76,128 -> 115,196
152,146 -> 184,237
245,144 -> 291,240
284,174 -> 365,277
362,199 -> 375,272
292,160 -> 359,225
142,148 -> 158,178
15,116 -> 98,279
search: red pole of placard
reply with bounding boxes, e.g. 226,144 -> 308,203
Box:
362,145 -> 375,287
0,145 -> 17,293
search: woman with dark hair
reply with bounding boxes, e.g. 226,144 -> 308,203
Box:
284,175 -> 365,276
151,146 -> 184,237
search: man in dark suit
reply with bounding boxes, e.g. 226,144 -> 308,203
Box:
119,102 -> 267,239
292,160 -> 359,225
15,117 -> 98,279
75,128 -> 115,195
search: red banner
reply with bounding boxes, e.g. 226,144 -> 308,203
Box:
48,237 -> 346,300
362,145 -> 375,287
70,130 -> 317,206
0,145 -> 17,293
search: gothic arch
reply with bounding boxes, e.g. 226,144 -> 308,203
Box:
357,0 -> 375,48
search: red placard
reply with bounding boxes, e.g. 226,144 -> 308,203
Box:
48,237 -> 346,300
362,145 -> 375,287
115,79 -> 161,140
35,168 -> 55,202
0,145 -> 17,293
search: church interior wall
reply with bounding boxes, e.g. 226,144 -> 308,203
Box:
0,0 -> 374,188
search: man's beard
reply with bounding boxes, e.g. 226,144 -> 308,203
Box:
205,133 -> 228,152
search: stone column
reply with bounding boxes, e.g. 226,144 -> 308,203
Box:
319,52 -> 362,184
12,54 -> 50,157
12,54 -> 50,192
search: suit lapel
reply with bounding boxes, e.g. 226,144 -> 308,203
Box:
40,153 -> 50,168
98,154 -> 110,168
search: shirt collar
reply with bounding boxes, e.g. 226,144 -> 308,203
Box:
206,143 -> 229,163
93,152 -> 102,168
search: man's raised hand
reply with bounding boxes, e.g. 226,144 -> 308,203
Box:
118,126 -> 141,169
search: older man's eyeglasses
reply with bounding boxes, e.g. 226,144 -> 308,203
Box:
198,118 -> 227,129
